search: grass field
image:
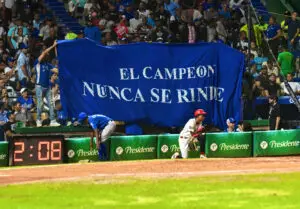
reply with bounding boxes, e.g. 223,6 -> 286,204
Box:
1,172 -> 300,209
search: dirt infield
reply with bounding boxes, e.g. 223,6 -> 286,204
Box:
1,157 -> 300,185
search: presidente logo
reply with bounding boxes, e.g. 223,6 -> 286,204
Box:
260,141 -> 268,150
210,143 -> 218,152
67,150 -> 75,158
0,154 -> 6,160
269,140 -> 300,148
219,143 -> 250,151
161,145 -> 169,153
77,149 -> 98,157
116,146 -> 156,155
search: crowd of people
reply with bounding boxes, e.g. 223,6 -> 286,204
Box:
0,0 -> 298,140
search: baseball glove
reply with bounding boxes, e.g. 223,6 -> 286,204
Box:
188,138 -> 198,151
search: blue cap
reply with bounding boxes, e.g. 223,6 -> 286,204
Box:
7,57 -> 14,63
78,112 -> 88,123
227,118 -> 236,124
19,43 -> 28,49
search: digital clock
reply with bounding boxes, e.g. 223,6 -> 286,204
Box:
12,136 -> 64,166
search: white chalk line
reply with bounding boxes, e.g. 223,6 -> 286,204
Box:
2,167 -> 300,186
0,174 -> 10,177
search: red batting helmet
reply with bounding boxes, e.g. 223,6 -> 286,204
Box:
194,109 -> 207,117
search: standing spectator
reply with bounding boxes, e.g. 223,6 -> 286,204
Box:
265,60 -> 279,76
265,74 -> 281,97
3,112 -> 16,141
252,78 -> 266,97
39,18 -> 52,41
266,16 -> 281,58
254,51 -> 268,71
281,73 -> 300,95
84,18 -> 102,43
0,102 -> 8,141
16,43 -> 30,87
138,2 -> 150,18
17,88 -> 34,111
3,0 -> 15,27
286,11 -> 300,52
277,47 -> 294,77
268,95 -> 281,130
103,32 -> 117,46
35,41 -> 60,127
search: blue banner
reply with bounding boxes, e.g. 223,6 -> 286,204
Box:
57,39 -> 244,129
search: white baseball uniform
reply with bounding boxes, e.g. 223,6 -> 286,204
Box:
178,118 -> 203,158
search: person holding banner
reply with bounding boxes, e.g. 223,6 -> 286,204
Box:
77,112 -> 116,160
35,41 -> 60,127
171,109 -> 207,159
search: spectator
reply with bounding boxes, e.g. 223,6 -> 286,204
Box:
39,18 -> 52,41
3,112 -> 16,141
268,95 -> 281,130
138,2 -> 151,18
264,60 -> 279,76
251,64 -> 259,79
103,32 -> 117,46
129,12 -> 142,33
286,11 -> 300,52
236,31 -> 248,50
254,51 -> 268,71
17,88 -> 34,111
277,47 -> 294,77
7,19 -> 29,51
0,102 -> 8,141
16,43 -> 30,87
281,73 -> 300,95
250,41 -> 258,57
252,78 -> 266,97
237,121 -> 253,132
84,18 -> 102,43
225,118 -> 236,132
266,16 -> 281,58
4,57 -> 17,89
164,0 -> 179,18
3,0 -> 14,27
35,41 -> 60,127
14,101 -> 33,125
55,100 -> 68,126
265,74 -> 281,97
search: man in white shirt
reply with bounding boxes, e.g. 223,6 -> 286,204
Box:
129,12 -> 142,33
171,109 -> 207,159
281,73 -> 300,95
4,57 -> 16,87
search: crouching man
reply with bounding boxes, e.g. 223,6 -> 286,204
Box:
77,112 -> 116,160
172,109 -> 207,159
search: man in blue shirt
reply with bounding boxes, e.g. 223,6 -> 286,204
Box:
225,118 -> 236,132
35,41 -> 60,127
266,16 -> 282,58
84,18 -> 102,43
164,0 -> 180,18
17,88 -> 34,111
16,43 -> 30,87
77,112 -> 116,160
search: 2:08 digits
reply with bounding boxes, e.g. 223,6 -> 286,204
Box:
14,141 -> 62,162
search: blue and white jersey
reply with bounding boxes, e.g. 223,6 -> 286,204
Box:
88,114 -> 112,130
0,111 -> 8,124
35,60 -> 53,88
17,96 -> 34,110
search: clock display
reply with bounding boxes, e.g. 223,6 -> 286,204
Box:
12,136 -> 64,166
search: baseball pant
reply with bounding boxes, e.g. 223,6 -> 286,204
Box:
101,121 -> 116,142
178,136 -> 190,158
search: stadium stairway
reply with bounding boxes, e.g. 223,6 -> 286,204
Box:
250,0 -> 270,22
43,0 -> 83,34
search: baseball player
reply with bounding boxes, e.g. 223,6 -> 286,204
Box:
171,109 -> 207,159
77,112 -> 116,160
